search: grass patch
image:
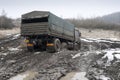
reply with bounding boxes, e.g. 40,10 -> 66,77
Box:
0,28 -> 20,38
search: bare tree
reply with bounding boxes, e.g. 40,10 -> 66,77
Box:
67,18 -> 120,31
0,10 -> 15,29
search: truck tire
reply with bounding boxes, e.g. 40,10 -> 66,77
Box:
46,38 -> 61,53
54,39 -> 61,52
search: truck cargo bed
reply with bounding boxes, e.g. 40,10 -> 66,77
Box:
21,11 -> 75,41
21,22 -> 49,35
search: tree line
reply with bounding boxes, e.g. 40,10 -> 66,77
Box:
0,10 -> 119,31
0,10 -> 20,29
67,18 -> 120,31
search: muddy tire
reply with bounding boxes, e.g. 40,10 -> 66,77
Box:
46,38 -> 61,53
54,39 -> 61,52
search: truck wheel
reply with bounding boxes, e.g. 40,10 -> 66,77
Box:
54,39 -> 61,52
46,38 -> 61,53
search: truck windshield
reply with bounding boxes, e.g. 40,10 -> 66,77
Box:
22,17 -> 48,24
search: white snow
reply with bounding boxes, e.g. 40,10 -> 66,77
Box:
9,71 -> 37,80
8,47 -> 20,51
72,51 -> 92,59
12,34 -> 20,40
71,72 -> 88,80
114,54 -> 120,59
14,34 -> 20,38
72,53 -> 81,59
102,49 -> 120,62
108,38 -> 119,41
1,47 -> 4,50
99,75 -> 110,80
0,52 -> 8,56
34,52 -> 41,54
81,38 -> 93,42
81,38 -> 120,43
102,51 -> 114,61
8,47 -> 22,51
1,58 -> 4,60
9,73 -> 29,80
96,51 -> 102,54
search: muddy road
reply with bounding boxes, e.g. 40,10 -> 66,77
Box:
0,34 -> 120,80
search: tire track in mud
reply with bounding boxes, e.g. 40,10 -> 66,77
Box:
1,35 -> 120,80
0,50 -> 54,80
0,34 -> 54,80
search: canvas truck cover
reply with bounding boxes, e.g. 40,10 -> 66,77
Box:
21,11 -> 75,41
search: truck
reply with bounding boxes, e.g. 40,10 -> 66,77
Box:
21,11 -> 81,52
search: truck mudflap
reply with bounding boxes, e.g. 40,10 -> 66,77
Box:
27,43 -> 34,47
47,43 -> 54,46
27,43 -> 34,51
24,39 -> 34,51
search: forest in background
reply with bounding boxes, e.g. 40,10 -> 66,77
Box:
0,10 -> 119,31
67,18 -> 120,31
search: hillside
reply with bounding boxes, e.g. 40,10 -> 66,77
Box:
99,12 -> 120,25
67,12 -> 120,31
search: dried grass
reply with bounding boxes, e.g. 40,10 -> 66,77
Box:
80,28 -> 120,40
0,28 -> 20,38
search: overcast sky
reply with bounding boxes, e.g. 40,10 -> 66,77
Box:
0,0 -> 120,19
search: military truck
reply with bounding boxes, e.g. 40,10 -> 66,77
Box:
21,11 -> 81,52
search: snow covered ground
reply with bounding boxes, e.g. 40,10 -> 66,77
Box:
81,37 -> 120,43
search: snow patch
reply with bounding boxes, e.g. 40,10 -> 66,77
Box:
99,75 -> 110,80
12,34 -> 20,40
8,47 -> 22,51
72,53 -> 81,59
9,73 -> 29,80
81,38 -> 93,42
0,52 -> 8,56
71,72 -> 88,80
102,49 -> 120,62
114,54 -> 120,59
102,51 -> 114,62
9,71 -> 37,80
34,52 -> 41,54
81,38 -> 120,43
96,51 -> 102,54
6,34 -> 12,36
1,47 -> 4,50
8,47 -> 19,51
